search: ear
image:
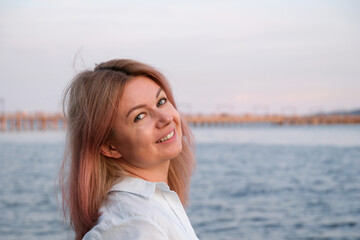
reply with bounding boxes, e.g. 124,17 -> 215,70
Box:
100,142 -> 122,159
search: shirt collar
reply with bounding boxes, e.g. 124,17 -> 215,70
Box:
108,176 -> 171,198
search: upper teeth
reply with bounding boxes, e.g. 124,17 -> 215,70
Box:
157,131 -> 174,143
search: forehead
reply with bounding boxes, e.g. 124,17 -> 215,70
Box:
122,76 -> 160,98
118,76 -> 162,110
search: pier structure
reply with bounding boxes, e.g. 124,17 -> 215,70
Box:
0,112 -> 360,132
0,111 -> 65,132
184,114 -> 360,127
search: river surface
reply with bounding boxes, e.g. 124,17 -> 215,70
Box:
0,125 -> 359,240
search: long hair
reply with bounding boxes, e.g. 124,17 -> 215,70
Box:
58,59 -> 196,240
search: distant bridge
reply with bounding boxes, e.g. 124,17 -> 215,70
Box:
1,112 -> 360,132
184,114 -> 360,127
0,112 -> 65,132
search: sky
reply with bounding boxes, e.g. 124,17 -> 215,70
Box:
0,0 -> 359,115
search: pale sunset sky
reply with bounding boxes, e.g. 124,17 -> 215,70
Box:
0,0 -> 359,115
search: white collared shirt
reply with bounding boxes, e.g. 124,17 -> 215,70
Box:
83,177 -> 199,240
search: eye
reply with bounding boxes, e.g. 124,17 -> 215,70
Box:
157,98 -> 167,107
134,113 -> 146,122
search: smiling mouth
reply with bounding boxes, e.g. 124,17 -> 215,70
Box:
156,130 -> 175,143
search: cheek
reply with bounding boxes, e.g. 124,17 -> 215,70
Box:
171,109 -> 183,150
173,110 -> 182,134
111,128 -> 136,158
124,124 -> 154,154
134,125 -> 154,146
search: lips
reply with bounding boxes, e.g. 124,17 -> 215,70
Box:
156,129 -> 175,143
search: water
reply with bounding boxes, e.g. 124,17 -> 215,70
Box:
0,132 -> 68,240
0,125 -> 360,240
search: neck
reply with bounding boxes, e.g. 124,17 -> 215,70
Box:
118,159 -> 170,184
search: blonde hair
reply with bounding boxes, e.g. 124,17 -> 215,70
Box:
58,59 -> 196,240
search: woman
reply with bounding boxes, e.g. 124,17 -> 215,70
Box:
59,59 -> 198,240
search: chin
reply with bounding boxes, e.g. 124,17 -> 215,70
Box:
174,139 -> 183,157
175,143 -> 183,157
166,141 -> 183,161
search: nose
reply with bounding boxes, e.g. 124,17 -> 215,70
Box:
155,109 -> 173,128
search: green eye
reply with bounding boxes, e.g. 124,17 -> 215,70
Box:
157,98 -> 167,106
134,113 -> 145,122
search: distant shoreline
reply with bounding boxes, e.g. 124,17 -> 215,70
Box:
1,111 -> 360,131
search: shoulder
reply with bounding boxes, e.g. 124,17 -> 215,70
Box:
103,190 -> 157,219
82,178 -> 196,240
82,192 -> 168,240
82,215 -> 167,240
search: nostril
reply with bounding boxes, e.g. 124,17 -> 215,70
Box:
156,120 -> 170,128
155,109 -> 173,128
156,118 -> 171,129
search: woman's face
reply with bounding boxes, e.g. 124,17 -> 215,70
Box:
109,76 -> 182,168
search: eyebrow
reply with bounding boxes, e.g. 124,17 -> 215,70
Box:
126,88 -> 163,118
156,88 -> 162,98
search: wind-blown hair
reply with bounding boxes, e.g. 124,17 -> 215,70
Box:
58,59 -> 196,240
